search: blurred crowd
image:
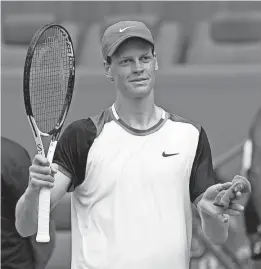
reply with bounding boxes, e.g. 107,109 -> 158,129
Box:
2,1 -> 261,70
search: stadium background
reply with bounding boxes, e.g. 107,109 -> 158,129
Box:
1,1 -> 261,269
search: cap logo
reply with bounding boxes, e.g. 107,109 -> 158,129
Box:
119,26 -> 135,33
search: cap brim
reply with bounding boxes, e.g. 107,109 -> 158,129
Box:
107,34 -> 155,58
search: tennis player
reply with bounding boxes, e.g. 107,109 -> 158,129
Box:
16,21 -> 246,269
2,137 -> 55,269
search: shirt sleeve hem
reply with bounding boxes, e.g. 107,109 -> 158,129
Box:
54,163 -> 73,178
192,192 -> 204,207
53,162 -> 74,192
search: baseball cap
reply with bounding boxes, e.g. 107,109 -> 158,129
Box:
101,20 -> 155,60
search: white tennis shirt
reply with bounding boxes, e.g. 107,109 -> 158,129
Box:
53,104 -> 216,269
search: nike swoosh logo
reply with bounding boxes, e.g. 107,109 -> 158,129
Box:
162,152 -> 179,157
119,26 -> 135,32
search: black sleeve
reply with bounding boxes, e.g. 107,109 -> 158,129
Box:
189,127 -> 217,204
53,118 -> 97,191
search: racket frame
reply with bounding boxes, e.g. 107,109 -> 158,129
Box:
24,23 -> 75,135
23,23 -> 75,243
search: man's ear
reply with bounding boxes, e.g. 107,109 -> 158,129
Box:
104,60 -> 114,81
153,52 -> 159,71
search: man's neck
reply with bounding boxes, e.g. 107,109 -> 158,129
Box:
114,92 -> 162,130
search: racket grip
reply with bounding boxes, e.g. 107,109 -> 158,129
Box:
36,187 -> 51,242
36,141 -> 57,243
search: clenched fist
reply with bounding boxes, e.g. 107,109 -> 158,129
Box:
29,155 -> 58,191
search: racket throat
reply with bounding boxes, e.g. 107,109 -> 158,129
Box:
47,140 -> 57,163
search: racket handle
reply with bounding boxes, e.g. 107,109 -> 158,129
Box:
36,187 -> 51,242
36,140 -> 57,243
33,133 -> 50,242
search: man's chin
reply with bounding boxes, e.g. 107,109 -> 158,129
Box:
130,88 -> 152,99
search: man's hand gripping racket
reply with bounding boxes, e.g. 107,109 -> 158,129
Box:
23,23 -> 75,242
213,175 -> 251,209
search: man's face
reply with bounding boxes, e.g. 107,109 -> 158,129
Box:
109,38 -> 156,99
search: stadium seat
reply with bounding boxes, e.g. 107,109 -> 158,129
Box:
1,15 -> 80,69
186,12 -> 261,65
2,13 -> 56,45
1,13 -> 56,68
79,23 -> 104,70
156,21 -> 183,68
1,45 -> 27,68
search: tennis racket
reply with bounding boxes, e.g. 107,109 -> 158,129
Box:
23,23 -> 75,243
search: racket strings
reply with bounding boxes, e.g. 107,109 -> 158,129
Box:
30,27 -> 70,134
